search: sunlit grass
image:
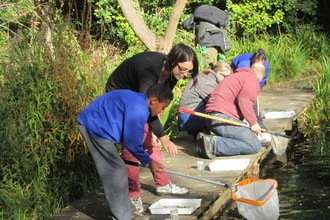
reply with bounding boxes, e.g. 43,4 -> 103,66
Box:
0,27 -> 116,219
304,55 -> 330,132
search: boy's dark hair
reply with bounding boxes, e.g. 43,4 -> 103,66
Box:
146,83 -> 173,103
252,48 -> 267,62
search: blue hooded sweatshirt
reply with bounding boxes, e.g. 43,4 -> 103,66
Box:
78,90 -> 152,166
230,53 -> 270,88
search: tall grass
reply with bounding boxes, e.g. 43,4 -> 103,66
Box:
224,33 -> 312,87
302,56 -> 330,156
294,28 -> 330,155
0,25 -> 122,219
304,56 -> 330,131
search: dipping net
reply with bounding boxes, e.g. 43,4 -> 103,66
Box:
231,178 -> 279,220
271,135 -> 289,156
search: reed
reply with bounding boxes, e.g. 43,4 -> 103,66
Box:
304,55 -> 330,131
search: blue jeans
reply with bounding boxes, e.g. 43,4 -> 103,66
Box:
205,112 -> 261,156
178,105 -> 206,136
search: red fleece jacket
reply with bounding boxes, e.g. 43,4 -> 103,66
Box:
206,67 -> 260,126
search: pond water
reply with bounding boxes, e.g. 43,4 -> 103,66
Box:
214,131 -> 330,220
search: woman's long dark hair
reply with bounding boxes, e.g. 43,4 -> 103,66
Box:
163,43 -> 199,86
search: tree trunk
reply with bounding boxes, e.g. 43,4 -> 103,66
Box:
118,0 -> 187,52
158,0 -> 188,53
118,0 -> 157,51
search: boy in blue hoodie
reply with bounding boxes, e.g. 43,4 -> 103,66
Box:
77,83 -> 173,220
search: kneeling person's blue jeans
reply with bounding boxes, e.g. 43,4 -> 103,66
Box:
205,112 -> 261,156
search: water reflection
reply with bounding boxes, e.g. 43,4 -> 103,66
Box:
215,131 -> 330,219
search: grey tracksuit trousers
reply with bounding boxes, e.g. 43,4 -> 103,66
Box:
78,125 -> 136,220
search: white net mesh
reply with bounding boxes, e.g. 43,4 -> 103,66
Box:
271,135 -> 289,155
234,180 -> 279,220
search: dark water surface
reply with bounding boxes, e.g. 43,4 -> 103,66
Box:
214,133 -> 330,220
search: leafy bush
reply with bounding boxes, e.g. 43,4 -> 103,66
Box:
226,0 -> 320,36
226,0 -> 284,36
0,24 -> 113,219
280,0 -> 319,33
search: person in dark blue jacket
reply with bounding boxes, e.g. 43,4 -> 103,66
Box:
78,83 -> 173,220
230,49 -> 269,88
230,49 -> 269,128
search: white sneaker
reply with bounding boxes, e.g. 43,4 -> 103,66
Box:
156,182 -> 188,195
131,197 -> 144,212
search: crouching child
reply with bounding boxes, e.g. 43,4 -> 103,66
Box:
77,83 -> 173,220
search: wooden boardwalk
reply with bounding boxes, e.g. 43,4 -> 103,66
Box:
49,86 -> 316,220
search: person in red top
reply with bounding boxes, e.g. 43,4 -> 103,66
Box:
197,63 -> 265,158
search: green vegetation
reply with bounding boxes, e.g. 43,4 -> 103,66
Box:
0,0 -> 329,219
303,55 -> 330,150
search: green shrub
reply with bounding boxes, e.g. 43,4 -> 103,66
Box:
0,24 -> 112,219
226,0 -> 284,36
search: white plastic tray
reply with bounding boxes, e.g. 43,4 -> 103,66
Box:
264,110 -> 295,119
208,158 -> 250,171
149,198 -> 202,214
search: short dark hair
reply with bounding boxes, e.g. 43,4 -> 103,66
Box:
252,48 -> 267,63
146,83 -> 173,103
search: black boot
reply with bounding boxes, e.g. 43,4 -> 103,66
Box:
196,132 -> 216,159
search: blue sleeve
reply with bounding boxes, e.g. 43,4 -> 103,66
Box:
259,61 -> 270,88
122,105 -> 153,166
230,54 -> 253,71
230,56 -> 239,71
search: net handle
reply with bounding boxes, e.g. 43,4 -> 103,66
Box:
123,159 -> 236,189
179,109 -> 292,138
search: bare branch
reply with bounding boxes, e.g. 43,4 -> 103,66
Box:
159,0 -> 187,53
